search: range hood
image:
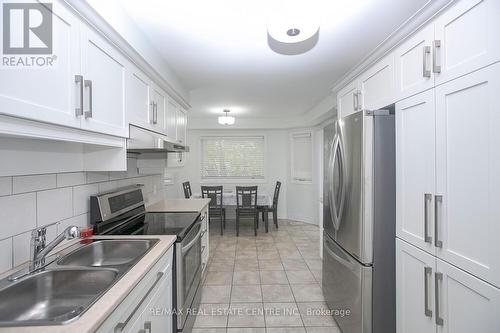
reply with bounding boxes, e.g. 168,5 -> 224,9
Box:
127,125 -> 189,153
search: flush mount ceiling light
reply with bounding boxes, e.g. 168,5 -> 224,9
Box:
267,7 -> 320,55
218,109 -> 235,125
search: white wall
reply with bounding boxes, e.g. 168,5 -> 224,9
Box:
179,129 -> 289,218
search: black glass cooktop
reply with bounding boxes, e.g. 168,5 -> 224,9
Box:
103,212 -> 200,241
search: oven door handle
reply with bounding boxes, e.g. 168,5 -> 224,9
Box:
182,224 -> 202,253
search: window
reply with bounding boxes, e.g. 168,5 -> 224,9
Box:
201,136 -> 265,180
290,131 -> 312,183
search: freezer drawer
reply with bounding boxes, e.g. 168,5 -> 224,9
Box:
323,233 -> 372,333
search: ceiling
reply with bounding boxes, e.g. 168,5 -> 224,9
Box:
113,0 -> 430,119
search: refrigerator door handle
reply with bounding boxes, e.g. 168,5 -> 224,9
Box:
337,133 -> 347,228
324,237 -> 356,271
330,135 -> 340,230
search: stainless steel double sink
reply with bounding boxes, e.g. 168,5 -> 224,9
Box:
0,239 -> 158,327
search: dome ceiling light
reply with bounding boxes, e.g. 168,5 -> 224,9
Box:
218,109 -> 235,125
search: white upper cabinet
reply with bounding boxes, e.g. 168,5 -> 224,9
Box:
0,1 -> 81,128
434,63 -> 500,288
394,24 -> 435,100
436,257 -> 500,333
396,89 -> 436,256
176,107 -> 187,144
80,25 -> 128,137
396,239 -> 436,333
166,98 -> 178,140
126,67 -> 150,130
434,0 -> 500,86
337,79 -> 361,119
359,54 -> 395,110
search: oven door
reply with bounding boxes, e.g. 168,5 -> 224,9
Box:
176,220 -> 202,332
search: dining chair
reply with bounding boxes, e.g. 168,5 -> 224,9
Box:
235,186 -> 258,236
182,181 -> 192,199
201,186 -> 225,235
258,181 -> 281,230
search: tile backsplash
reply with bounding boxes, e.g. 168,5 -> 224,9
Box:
0,158 -> 169,275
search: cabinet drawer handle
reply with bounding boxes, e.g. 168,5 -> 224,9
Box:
422,46 -> 431,78
435,272 -> 444,326
84,79 -> 93,119
424,193 -> 432,244
75,75 -> 84,116
434,195 -> 443,248
424,266 -> 433,317
114,271 -> 165,332
433,40 -> 441,73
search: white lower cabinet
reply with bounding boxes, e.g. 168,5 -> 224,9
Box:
97,246 -> 173,333
397,239 -> 500,333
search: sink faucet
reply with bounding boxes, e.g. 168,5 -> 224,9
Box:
30,226 -> 80,271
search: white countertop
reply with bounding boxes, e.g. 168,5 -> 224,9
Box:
0,235 -> 176,333
147,198 -> 211,213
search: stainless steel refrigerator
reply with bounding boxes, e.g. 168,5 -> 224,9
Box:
322,109 -> 396,333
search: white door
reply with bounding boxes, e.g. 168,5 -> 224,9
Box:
394,24 -> 435,101
436,258 -> 500,333
176,107 -> 186,144
80,25 -> 127,137
126,67 -> 150,130
359,54 -> 395,110
0,1 -> 81,128
166,98 -> 178,140
434,0 -> 500,86
435,63 -> 500,288
396,89 -> 436,255
150,86 -> 166,134
143,271 -> 173,333
396,239 -> 436,333
337,80 -> 360,119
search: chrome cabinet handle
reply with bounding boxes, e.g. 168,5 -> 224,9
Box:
433,40 -> 441,73
75,75 -> 83,116
424,193 -> 433,244
353,92 -> 357,111
434,195 -> 443,248
424,266 -> 433,317
154,102 -> 158,124
150,102 -> 154,124
422,46 -> 431,78
84,79 -> 93,119
356,91 -> 362,110
435,272 -> 444,326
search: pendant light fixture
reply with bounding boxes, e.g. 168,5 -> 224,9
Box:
218,109 -> 235,125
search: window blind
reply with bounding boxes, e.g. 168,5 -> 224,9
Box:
201,136 -> 265,179
291,132 -> 312,182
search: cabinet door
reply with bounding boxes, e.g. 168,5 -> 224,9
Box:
436,258 -> 500,333
0,1 -> 81,128
176,107 -> 186,144
166,98 -> 178,140
396,89 -> 436,255
359,54 -> 395,110
150,86 -> 166,134
80,25 -> 127,137
143,271 -> 173,333
126,67 -> 150,129
337,80 -> 360,118
396,239 -> 436,333
435,63 -> 500,288
394,24 -> 435,100
434,0 -> 500,86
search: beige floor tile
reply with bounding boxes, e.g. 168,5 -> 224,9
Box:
227,303 -> 265,328
209,261 -> 235,272
231,285 -> 263,302
194,303 -> 229,328
258,259 -> 284,271
282,259 -> 309,271
227,328 -> 265,333
285,270 -> 316,284
305,327 -> 341,333
290,284 -> 325,302
261,284 -> 295,302
297,302 -> 339,327
259,271 -> 289,285
305,259 -> 322,271
201,285 -> 232,303
193,328 -> 227,333
266,328 -> 306,333
205,271 -> 234,285
263,302 -> 303,327
233,271 -> 261,285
